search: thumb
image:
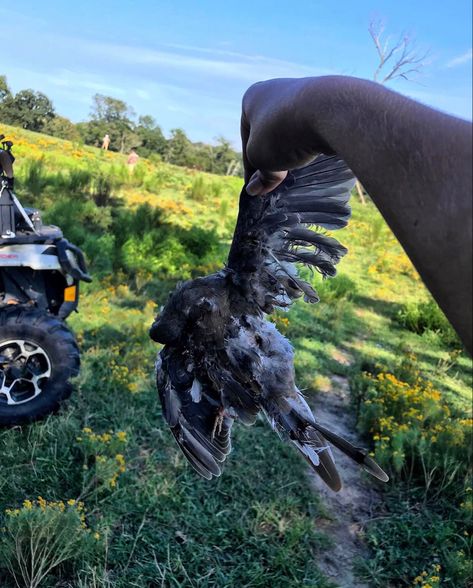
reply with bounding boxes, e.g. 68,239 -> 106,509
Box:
246,169 -> 288,196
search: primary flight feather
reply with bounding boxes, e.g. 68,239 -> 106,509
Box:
150,154 -> 388,491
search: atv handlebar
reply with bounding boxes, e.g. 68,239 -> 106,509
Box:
56,239 -> 92,283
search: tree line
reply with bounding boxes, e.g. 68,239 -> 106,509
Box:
0,75 -> 242,176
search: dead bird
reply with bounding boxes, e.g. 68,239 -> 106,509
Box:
150,154 -> 388,491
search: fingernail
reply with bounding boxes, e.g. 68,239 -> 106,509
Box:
246,175 -> 262,196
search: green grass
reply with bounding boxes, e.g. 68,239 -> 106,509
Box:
0,286 -> 334,587
0,124 -> 471,587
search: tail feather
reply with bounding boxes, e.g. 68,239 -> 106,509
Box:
293,430 -> 342,492
263,392 -> 388,490
262,401 -> 342,492
312,421 -> 389,483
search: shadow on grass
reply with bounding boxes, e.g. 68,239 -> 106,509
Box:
353,294 -> 404,318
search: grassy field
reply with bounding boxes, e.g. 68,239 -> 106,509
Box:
0,124 -> 471,587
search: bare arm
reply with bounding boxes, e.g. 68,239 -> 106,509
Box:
241,76 -> 472,353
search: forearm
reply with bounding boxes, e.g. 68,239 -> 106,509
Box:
243,76 -> 472,352
310,77 -> 472,352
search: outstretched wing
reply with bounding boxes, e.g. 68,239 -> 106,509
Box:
227,155 -> 355,310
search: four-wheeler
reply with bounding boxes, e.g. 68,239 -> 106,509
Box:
0,135 -> 91,425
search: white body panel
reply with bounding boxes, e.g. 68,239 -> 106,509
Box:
0,244 -> 62,271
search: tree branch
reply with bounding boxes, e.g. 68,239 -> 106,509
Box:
369,20 -> 430,85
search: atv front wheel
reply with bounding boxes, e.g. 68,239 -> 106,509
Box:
0,307 -> 80,425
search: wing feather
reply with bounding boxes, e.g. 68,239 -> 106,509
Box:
157,348 -> 233,478
226,155 -> 355,311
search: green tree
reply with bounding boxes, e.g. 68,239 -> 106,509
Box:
165,128 -> 193,167
0,89 -> 55,132
0,75 -> 11,102
185,141 -> 213,170
135,115 -> 167,158
43,115 -> 81,142
76,120 -> 105,147
212,136 -> 240,175
88,94 -> 138,153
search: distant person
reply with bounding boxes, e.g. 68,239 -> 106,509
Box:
127,149 -> 139,172
101,134 -> 110,150
240,76 -> 472,353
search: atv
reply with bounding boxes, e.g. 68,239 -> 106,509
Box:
0,136 -> 91,425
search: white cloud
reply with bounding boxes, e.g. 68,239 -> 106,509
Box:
446,49 -> 473,68
63,37 -> 333,82
43,69 -> 126,96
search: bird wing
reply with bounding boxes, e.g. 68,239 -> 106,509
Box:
157,347 -> 232,480
226,154 -> 355,309
224,154 -> 382,491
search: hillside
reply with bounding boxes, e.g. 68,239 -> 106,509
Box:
0,124 -> 471,587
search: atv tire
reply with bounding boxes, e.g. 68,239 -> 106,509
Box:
0,307 -> 79,425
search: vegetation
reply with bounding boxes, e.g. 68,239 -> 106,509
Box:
353,358 -> 471,586
0,124 -> 471,586
0,76 -> 55,133
0,498 -> 101,588
0,75 -> 242,174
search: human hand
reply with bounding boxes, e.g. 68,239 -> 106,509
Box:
241,78 -> 334,195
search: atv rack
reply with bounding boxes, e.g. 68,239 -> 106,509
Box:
0,178 -> 37,239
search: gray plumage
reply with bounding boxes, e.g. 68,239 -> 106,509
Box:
150,155 -> 388,491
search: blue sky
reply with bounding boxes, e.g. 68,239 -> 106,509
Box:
2,0 -> 471,145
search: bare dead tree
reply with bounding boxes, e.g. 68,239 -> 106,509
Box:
369,19 -> 430,85
350,20 -> 431,205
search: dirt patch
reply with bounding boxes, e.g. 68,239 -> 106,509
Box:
310,353 -> 383,588
330,348 -> 353,366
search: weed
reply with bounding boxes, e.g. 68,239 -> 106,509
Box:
188,176 -> 207,201
397,299 -> 461,347
0,499 -> 101,588
353,352 -> 472,587
19,157 -> 49,198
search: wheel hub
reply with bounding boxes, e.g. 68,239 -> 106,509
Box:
0,340 -> 51,405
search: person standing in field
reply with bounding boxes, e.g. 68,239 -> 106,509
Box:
127,149 -> 139,172
101,134 -> 110,150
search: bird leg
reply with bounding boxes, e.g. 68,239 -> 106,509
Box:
211,408 -> 225,440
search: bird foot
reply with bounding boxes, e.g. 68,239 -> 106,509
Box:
211,409 -> 225,440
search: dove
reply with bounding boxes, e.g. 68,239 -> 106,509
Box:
150,154 -> 388,491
